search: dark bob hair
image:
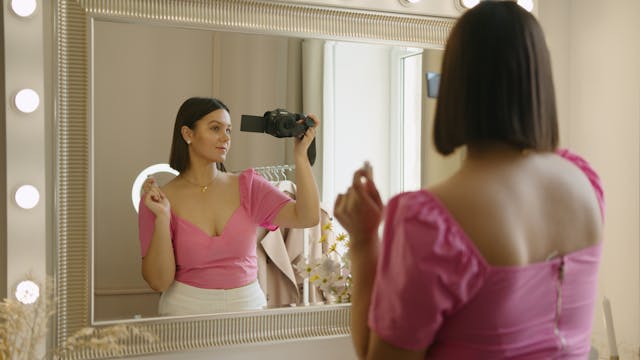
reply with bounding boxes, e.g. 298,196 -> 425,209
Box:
433,1 -> 558,155
169,97 -> 230,173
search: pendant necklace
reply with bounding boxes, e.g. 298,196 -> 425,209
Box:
181,173 -> 217,192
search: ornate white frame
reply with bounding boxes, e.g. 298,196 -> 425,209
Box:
54,0 -> 456,358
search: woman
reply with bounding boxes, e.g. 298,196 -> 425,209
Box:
139,97 -> 320,316
334,2 -> 604,359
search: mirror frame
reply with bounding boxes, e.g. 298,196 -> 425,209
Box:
54,0 -> 456,357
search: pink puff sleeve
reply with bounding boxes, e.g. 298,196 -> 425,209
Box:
368,192 -> 488,351
556,149 -> 605,221
240,169 -> 292,231
138,198 -> 157,258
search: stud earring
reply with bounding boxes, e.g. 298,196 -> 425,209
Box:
186,140 -> 191,145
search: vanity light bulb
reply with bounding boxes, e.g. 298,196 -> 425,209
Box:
15,280 -> 40,304
14,88 -> 40,113
399,0 -> 421,6
461,0 -> 480,9
15,184 -> 40,209
517,0 -> 534,12
10,0 -> 37,17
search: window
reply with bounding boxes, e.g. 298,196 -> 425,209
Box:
322,41 -> 423,214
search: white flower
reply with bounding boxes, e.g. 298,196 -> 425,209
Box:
316,257 -> 340,278
293,221 -> 353,303
294,257 -> 318,279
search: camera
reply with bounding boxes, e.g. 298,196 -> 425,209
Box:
241,109 -> 314,138
241,108 -> 316,165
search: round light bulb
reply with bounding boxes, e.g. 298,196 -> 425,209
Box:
399,0 -> 421,6
15,184 -> 40,209
461,0 -> 480,9
132,163 -> 179,213
517,0 -> 534,12
15,280 -> 40,304
10,0 -> 37,18
14,88 -> 40,113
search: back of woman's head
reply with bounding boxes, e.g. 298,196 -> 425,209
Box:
434,1 -> 558,155
169,97 -> 230,172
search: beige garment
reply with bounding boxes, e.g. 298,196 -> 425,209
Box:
256,180 -> 335,307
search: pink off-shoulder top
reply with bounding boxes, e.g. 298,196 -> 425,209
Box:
369,149 -> 604,359
138,168 -> 292,289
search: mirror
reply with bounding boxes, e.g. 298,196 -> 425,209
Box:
55,0 -> 455,357
92,19 -> 445,322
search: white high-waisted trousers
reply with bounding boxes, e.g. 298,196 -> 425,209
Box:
158,280 -> 267,316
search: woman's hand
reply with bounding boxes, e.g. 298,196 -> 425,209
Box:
293,114 -> 320,160
142,176 -> 171,218
334,162 -> 384,248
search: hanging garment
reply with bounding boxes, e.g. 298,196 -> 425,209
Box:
256,180 -> 336,307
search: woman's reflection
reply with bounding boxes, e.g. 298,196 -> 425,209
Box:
139,97 -> 320,316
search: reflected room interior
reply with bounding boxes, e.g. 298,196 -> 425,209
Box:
92,20 -> 449,322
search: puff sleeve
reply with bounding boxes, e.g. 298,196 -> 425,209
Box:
556,149 -> 605,220
368,192 -> 488,350
240,169 -> 293,231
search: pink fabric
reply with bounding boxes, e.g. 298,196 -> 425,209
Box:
368,149 -> 605,359
138,168 -> 292,289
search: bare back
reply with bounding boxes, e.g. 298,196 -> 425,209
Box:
430,151 -> 603,266
161,172 -> 241,238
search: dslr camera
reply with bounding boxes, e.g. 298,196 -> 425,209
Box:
241,109 -> 314,138
241,109 -> 316,165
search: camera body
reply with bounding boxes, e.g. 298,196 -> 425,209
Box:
240,108 -> 317,166
241,109 -> 314,138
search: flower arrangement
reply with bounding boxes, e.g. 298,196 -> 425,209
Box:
0,276 -> 156,360
295,221 -> 352,303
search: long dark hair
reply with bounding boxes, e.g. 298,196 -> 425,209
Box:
169,97 -> 230,173
434,1 -> 558,155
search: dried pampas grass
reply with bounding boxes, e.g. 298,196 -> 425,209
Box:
0,277 -> 55,360
0,277 -> 156,360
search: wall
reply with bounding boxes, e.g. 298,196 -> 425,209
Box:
420,48 -> 465,187
539,0 -> 640,358
92,20 -> 214,321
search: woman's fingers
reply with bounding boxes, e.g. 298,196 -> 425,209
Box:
307,113 -> 320,128
142,177 -> 156,193
350,164 -> 383,211
142,176 -> 166,202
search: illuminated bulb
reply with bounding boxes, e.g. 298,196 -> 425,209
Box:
15,184 -> 40,209
14,88 -> 40,113
15,280 -> 40,304
461,0 -> 480,9
11,0 -> 37,17
517,0 -> 534,12
132,163 -> 179,213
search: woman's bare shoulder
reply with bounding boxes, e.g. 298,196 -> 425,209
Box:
159,177 -> 183,200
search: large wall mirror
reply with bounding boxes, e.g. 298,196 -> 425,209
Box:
55,0 -> 456,357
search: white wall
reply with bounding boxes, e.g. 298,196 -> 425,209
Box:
539,1 -> 640,358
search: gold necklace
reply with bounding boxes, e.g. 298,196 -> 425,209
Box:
180,173 -> 217,192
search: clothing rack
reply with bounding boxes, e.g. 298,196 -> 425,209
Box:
254,164 -> 310,306
254,164 -> 295,181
